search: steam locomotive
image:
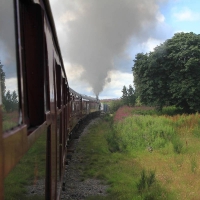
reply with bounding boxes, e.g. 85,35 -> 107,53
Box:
0,0 -> 100,199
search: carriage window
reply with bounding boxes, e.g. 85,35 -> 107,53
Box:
0,1 -> 19,131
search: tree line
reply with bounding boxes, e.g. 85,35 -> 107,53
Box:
0,62 -> 18,112
121,84 -> 136,106
131,32 -> 200,112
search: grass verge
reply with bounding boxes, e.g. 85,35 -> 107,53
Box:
76,109 -> 200,199
76,116 -> 171,200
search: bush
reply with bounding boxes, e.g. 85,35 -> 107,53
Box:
102,113 -> 111,122
105,128 -> 121,153
136,169 -> 167,199
137,169 -> 156,193
192,126 -> 200,138
172,137 -> 183,154
109,100 -> 123,113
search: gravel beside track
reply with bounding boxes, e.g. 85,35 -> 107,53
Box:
61,117 -> 109,199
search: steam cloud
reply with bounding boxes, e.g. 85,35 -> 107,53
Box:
50,0 -> 167,95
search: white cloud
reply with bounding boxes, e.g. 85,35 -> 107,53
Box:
100,70 -> 133,98
173,7 -> 200,21
63,62 -> 94,95
59,11 -> 77,23
64,62 -> 84,79
156,12 -> 165,22
173,30 -> 188,34
140,37 -> 163,52
5,77 -> 18,92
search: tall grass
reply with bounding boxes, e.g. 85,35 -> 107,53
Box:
76,107 -> 200,199
136,169 -> 166,199
111,115 -> 181,153
131,106 -> 184,116
75,116 -> 171,199
111,107 -> 200,155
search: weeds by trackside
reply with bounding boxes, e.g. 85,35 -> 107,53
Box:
4,106 -> 200,199
77,106 -> 200,199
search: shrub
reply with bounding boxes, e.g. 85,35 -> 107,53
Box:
192,126 -> 200,138
136,169 -> 169,199
109,100 -> 123,113
105,128 -> 120,153
137,169 -> 156,192
103,113 -> 111,122
172,137 -> 183,154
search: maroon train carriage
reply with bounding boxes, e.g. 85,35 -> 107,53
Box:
69,88 -> 100,131
0,0 -> 100,200
68,87 -> 100,141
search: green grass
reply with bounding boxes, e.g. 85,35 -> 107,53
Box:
76,117 -> 172,200
4,133 -> 46,200
75,108 -> 200,199
131,106 -> 184,116
113,115 -> 178,153
4,106 -> 200,199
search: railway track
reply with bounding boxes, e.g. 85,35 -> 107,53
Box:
61,117 -> 108,200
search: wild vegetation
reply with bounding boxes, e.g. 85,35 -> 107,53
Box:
109,99 -> 123,113
4,105 -> 200,199
76,106 -> 200,199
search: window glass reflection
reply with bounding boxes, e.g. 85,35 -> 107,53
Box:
0,1 -> 19,131
4,133 -> 46,199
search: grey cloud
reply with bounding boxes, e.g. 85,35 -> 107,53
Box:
50,0 -> 168,95
106,78 -> 111,83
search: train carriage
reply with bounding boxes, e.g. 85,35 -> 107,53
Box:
0,1 -> 100,199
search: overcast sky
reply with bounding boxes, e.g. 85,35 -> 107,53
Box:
0,0 -> 18,94
49,0 -> 200,99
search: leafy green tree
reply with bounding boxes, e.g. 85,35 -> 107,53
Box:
11,90 -> 18,111
147,43 -> 171,110
4,90 -> 12,112
0,61 -> 18,112
133,53 -> 152,106
128,84 -> 135,106
133,32 -> 200,112
121,85 -> 128,105
3,90 -> 18,112
0,61 -> 6,103
121,85 -> 136,106
166,32 -> 200,111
